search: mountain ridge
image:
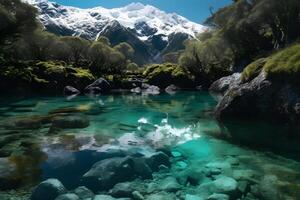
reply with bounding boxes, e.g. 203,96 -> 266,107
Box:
24,0 -> 207,64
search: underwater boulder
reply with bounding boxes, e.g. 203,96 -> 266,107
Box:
109,182 -> 135,198
0,157 -> 18,189
82,157 -> 135,191
160,176 -> 181,192
51,114 -> 90,130
31,178 -> 67,200
145,151 -> 170,171
74,186 -> 94,199
55,193 -> 79,200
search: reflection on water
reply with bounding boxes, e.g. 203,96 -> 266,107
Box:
0,92 -> 300,199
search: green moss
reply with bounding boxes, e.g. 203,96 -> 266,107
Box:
71,68 -> 95,80
143,63 -> 195,88
264,44 -> 300,81
241,58 -> 268,82
241,43 -> 300,83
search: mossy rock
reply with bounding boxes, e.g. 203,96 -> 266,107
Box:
241,43 -> 300,84
143,63 -> 195,88
241,58 -> 268,82
0,61 -> 95,94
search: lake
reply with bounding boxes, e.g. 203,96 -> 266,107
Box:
0,91 -> 299,199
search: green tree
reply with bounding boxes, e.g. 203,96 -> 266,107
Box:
114,42 -> 134,58
60,36 -> 90,66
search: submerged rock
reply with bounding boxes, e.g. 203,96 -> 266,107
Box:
31,178 -> 67,200
63,86 -> 80,96
84,78 -> 111,95
198,176 -> 239,199
110,182 -> 135,198
160,176 -> 181,192
207,193 -> 229,200
74,186 -> 94,199
185,194 -> 203,200
145,151 -> 170,171
82,157 -> 135,191
55,193 -> 79,200
51,114 -> 90,130
0,157 -> 17,189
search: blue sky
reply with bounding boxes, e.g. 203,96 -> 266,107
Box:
54,0 -> 231,23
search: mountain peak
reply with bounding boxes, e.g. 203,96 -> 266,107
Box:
123,2 -> 146,11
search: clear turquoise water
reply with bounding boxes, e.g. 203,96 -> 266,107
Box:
0,92 -> 300,199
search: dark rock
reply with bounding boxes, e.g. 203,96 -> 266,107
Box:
207,193 -> 229,200
259,175 -> 280,200
198,176 -> 240,199
145,151 -> 170,171
55,193 -> 79,200
51,114 -> 89,129
84,78 -> 111,94
31,178 -> 67,200
82,157 -> 135,191
132,158 -> 153,179
160,176 -> 181,192
209,73 -> 241,94
215,71 -> 300,147
165,84 -> 180,95
63,86 -> 80,96
74,186 -> 94,199
132,191 -> 144,200
0,158 -> 18,189
93,195 -> 130,200
110,182 -> 134,198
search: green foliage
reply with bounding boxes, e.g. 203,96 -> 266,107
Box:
143,63 -> 195,88
60,36 -> 90,65
114,42 -> 134,58
177,0 -> 300,85
241,43 -> 300,83
0,61 -> 95,93
97,36 -> 111,46
179,32 -> 233,83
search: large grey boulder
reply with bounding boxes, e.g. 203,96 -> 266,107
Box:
31,179 -> 67,200
84,78 -> 111,95
209,73 -> 241,94
215,71 -> 300,145
63,86 -> 80,96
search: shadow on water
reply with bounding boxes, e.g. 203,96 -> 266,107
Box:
220,118 -> 300,161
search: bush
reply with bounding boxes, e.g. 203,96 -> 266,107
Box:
143,63 -> 195,88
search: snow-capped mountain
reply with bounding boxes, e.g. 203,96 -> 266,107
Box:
24,0 -> 207,63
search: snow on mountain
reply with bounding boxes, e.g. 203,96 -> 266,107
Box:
24,0 -> 207,41
23,0 -> 207,63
